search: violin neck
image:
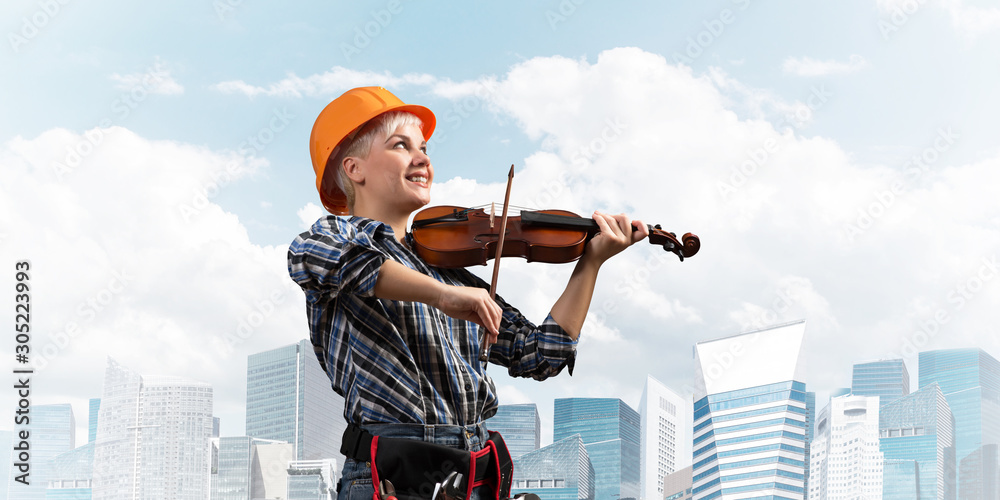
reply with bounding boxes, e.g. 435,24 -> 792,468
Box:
520,210 -> 644,234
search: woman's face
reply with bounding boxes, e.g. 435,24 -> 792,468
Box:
357,122 -> 433,213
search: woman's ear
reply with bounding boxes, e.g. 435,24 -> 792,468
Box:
343,156 -> 365,185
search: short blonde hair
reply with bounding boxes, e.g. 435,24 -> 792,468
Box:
323,111 -> 424,212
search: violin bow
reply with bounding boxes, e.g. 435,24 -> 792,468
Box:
480,165 -> 514,362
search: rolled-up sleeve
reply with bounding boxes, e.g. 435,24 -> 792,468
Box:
485,292 -> 578,381
496,312 -> 577,380
287,217 -> 388,303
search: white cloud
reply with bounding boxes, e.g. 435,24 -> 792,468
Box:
297,202 -> 324,229
421,46 -> 1000,399
212,66 -> 439,98
782,54 -> 869,77
940,0 -> 1000,38
876,0 -> 1000,38
109,59 -> 184,95
0,127 -> 302,438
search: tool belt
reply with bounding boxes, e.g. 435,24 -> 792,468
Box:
341,424 -> 513,500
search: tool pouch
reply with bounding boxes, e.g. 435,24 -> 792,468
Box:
342,425 -> 513,500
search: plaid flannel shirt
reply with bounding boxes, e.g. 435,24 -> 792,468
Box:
287,216 -> 576,426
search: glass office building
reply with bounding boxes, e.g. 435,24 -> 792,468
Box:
958,443 -> 999,500
45,442 -> 95,499
879,382 -> 956,500
513,434 -> 595,500
88,398 -> 100,444
918,348 -> 1000,498
246,339 -> 345,461
691,320 -> 809,500
639,375 -> 691,500
554,398 -> 640,500
882,459 -> 920,499
852,358 -> 910,408
487,404 -> 541,459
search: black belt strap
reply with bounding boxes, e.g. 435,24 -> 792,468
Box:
340,424 -> 505,485
341,423 -> 374,461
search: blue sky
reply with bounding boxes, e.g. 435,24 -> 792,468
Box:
3,0 -> 999,449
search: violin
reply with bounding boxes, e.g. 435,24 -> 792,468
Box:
409,166 -> 699,362
410,205 -> 701,268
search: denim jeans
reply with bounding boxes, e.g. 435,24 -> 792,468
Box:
338,422 -> 492,500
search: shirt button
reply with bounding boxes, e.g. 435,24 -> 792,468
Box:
465,383 -> 472,390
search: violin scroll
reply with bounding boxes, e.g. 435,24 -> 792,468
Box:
647,224 -> 700,261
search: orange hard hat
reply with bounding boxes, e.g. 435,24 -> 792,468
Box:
310,86 -> 436,215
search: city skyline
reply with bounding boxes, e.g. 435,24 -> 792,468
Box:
6,328 -> 1000,499
6,330 -> 999,451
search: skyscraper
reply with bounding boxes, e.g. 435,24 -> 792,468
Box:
879,382 -> 956,500
807,394 -> 883,499
512,434 -> 595,500
287,459 -> 338,500
638,375 -> 690,500
691,320 -> 809,500
554,398 -> 640,500
92,358 -> 214,500
958,444 -> 999,500
663,466 -> 693,500
45,442 -> 95,499
246,339 -> 345,461
486,404 -> 540,459
918,348 -> 1000,497
88,398 -> 101,444
852,358 -> 910,408
212,436 -> 293,500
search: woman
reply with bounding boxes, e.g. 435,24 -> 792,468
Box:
288,87 -> 647,500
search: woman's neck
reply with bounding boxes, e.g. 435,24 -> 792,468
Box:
352,204 -> 411,242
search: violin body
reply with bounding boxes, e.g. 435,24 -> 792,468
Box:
410,205 -> 700,269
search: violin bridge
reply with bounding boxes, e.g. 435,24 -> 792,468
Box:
490,202 -> 495,229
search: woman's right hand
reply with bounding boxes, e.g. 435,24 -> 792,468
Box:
432,284 -> 502,344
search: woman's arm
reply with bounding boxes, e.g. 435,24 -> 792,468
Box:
549,212 -> 648,340
374,260 -> 502,339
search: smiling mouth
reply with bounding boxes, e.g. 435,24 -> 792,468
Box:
406,174 -> 429,184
